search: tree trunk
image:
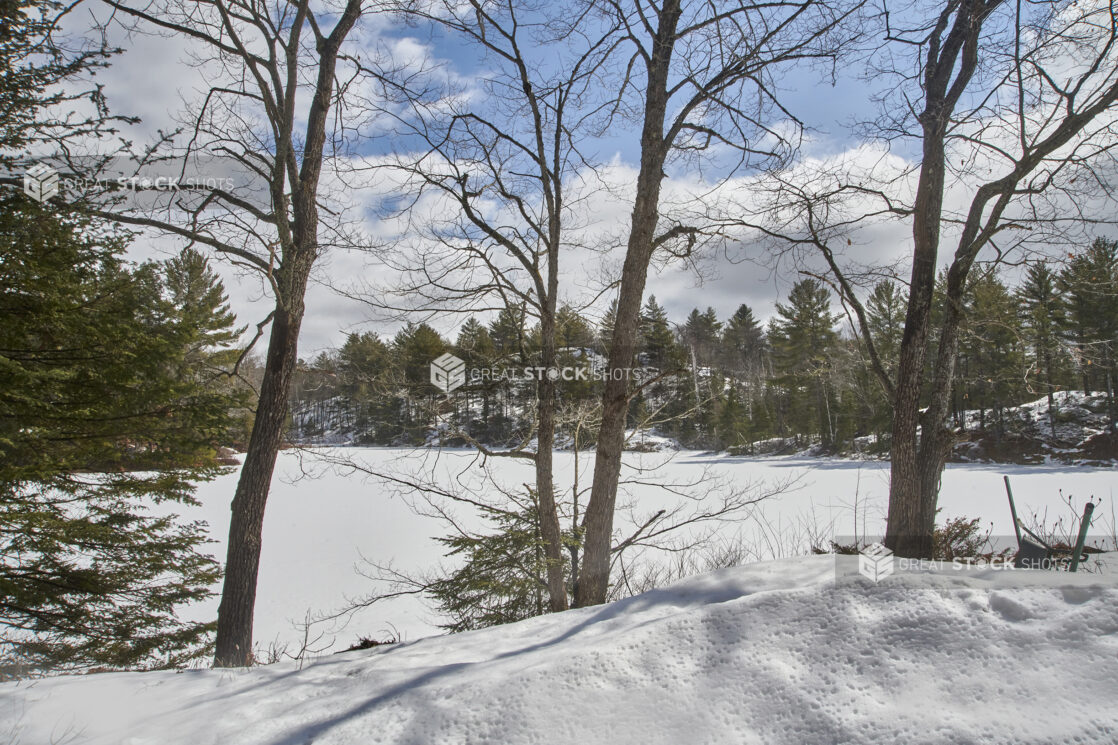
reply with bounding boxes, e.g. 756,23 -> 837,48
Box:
535,313 -> 569,611
884,151 -> 946,557
575,150 -> 668,606
883,0 -> 994,559
213,313 -> 300,666
574,0 -> 681,608
214,261 -> 311,667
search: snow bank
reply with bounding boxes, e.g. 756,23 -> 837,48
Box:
4,555 -> 1116,745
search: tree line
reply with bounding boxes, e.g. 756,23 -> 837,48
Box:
291,244 -> 1118,454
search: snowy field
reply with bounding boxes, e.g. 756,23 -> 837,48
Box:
163,448 -> 1117,653
4,556 -> 1117,745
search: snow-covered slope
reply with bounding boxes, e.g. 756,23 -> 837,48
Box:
5,556 -> 1117,745
953,390 -> 1117,465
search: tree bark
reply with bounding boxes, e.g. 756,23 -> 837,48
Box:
211,0 -> 360,665
214,261 -> 311,666
575,2 -> 680,606
885,0 -> 989,558
535,307 -> 569,611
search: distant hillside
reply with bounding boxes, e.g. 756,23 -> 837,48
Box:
951,390 -> 1117,466
290,391 -> 1117,465
726,391 -> 1116,465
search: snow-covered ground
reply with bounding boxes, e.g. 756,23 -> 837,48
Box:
4,555 -> 1117,745
4,449 -> 1118,743
140,448 -> 1118,654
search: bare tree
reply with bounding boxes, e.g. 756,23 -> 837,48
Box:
355,0 -> 621,611
576,0 -> 864,606
90,0 -> 375,665
749,0 -> 1118,556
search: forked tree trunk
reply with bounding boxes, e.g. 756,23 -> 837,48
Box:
884,130 -> 947,558
576,163 -> 670,605
884,0 -> 991,559
574,0 -> 682,608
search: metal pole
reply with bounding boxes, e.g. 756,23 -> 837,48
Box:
1069,502 -> 1095,573
1004,476 -> 1023,548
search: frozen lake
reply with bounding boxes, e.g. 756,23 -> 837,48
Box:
181,448 -> 1117,655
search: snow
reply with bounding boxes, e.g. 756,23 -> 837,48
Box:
150,448 -> 1118,656
8,447 -> 1116,742
951,390 -> 1117,465
3,555 -> 1117,744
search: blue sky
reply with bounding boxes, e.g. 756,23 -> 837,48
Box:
82,0 -> 1117,355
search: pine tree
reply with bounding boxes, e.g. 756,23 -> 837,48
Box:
1018,262 -> 1066,432
721,304 -> 766,379
489,307 -> 529,360
865,281 -> 905,377
0,0 -> 121,168
1058,239 -> 1118,429
555,305 -> 597,351
426,494 -> 569,632
768,280 -> 840,447
960,270 -> 1025,436
679,307 -> 723,368
0,197 -> 237,672
597,299 -> 619,354
163,248 -> 252,446
453,318 -> 497,438
639,296 -> 684,371
336,331 -> 393,442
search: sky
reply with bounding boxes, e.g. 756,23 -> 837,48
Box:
66,0 -> 1118,356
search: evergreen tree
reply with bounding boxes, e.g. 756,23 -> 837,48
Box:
163,248 -> 252,445
597,299 -> 618,354
454,318 -> 498,439
1058,239 -> 1118,428
554,305 -> 598,351
717,386 -> 749,450
857,281 -> 906,442
679,307 -> 722,368
0,0 -> 121,167
456,317 -> 495,363
489,307 -> 529,360
865,281 -> 905,377
427,495 -> 568,633
720,304 -> 766,379
339,332 -> 392,400
1018,262 -> 1066,432
768,280 -> 840,447
960,270 -> 1025,435
0,197 -> 236,672
640,296 -> 684,371
395,323 -> 448,390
